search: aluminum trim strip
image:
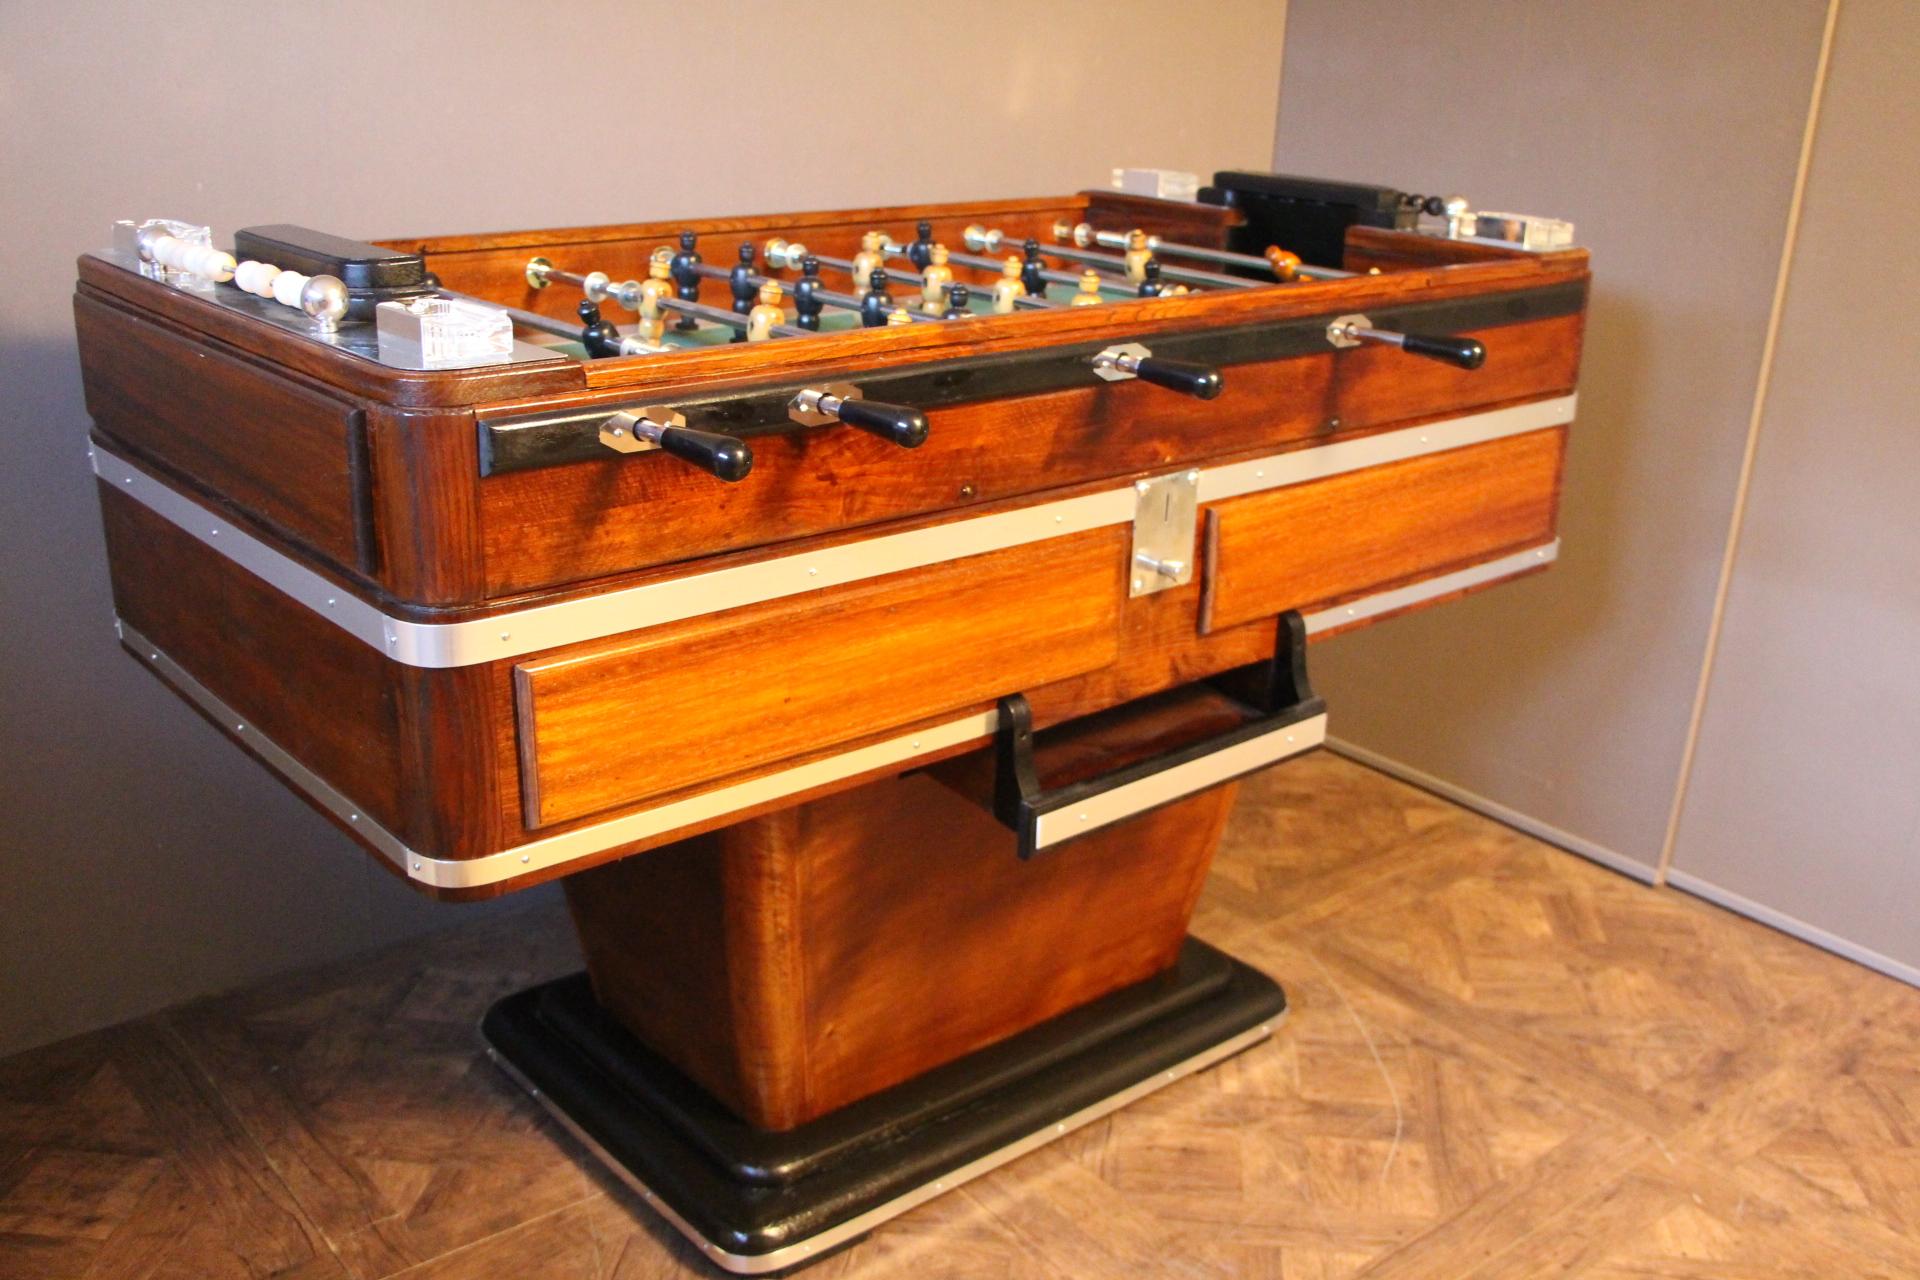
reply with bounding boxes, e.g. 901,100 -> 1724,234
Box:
1032,713 -> 1327,850
488,1017 -> 1278,1274
1300,540 -> 1560,634
117,620 -> 417,869
116,618 -> 1000,890
115,542 -> 1556,890
90,392 -> 1575,670
92,447 -> 399,656
1196,393 -> 1576,505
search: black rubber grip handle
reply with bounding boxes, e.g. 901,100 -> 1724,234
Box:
659,426 -> 754,482
1400,333 -> 1486,370
835,397 -> 930,448
1134,357 -> 1223,400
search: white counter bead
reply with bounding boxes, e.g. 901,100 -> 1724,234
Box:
271,269 -> 310,307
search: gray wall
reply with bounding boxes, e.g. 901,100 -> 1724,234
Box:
1668,0 -> 1919,976
0,0 -> 1286,1056
1272,1 -> 1831,874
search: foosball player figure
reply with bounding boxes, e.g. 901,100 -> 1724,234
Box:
669,230 -> 702,329
907,220 -> 936,270
1070,269 -> 1104,307
747,281 -> 786,342
1122,229 -> 1154,282
852,231 -> 885,291
886,307 -> 915,327
730,243 -> 758,313
920,244 -> 953,314
1021,238 -> 1048,297
1138,259 -> 1169,298
576,299 -> 622,357
1265,246 -> 1302,282
860,267 -> 895,327
792,256 -> 826,330
992,256 -> 1027,314
637,249 -> 675,343
941,283 -> 972,320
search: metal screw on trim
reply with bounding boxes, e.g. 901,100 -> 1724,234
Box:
807,567 -> 818,576
499,632 -> 510,641
1132,578 -> 1144,592
1328,417 -> 1341,429
1135,480 -> 1150,495
521,855 -> 530,863
1186,470 -> 1199,483
349,814 -> 358,822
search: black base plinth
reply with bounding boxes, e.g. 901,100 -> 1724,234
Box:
481,938 -> 1284,1275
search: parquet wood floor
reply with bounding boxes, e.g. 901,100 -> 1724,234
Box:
3,754 -> 1915,1278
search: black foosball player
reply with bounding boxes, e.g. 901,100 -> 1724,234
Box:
907,220 -> 935,271
576,300 -> 622,357
730,244 -> 758,315
728,244 -> 758,342
1021,238 -> 1048,298
860,268 -> 895,328
1138,259 -> 1168,298
669,231 -> 701,330
793,257 -> 826,331
941,283 -> 972,320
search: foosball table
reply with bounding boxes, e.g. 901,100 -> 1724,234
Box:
74,171 -> 1586,1272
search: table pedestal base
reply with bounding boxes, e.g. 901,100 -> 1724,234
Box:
482,938 -> 1283,1275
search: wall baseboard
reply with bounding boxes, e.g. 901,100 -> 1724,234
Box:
1326,738 -> 1919,991
1665,869 -> 1920,989
1326,738 -> 1659,883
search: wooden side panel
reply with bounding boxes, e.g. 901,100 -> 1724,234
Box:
1332,312 -> 1584,430
515,527 -> 1129,827
74,293 -> 364,568
479,356 -> 1334,594
98,485 -> 411,835
1203,427 -> 1565,633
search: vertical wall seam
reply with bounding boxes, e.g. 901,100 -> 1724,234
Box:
1655,0 -> 1843,884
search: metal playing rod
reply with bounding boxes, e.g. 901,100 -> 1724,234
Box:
437,289 -> 581,340
525,261 -> 810,340
964,225 -> 1255,290
882,238 -> 1132,294
1055,221 -> 1353,281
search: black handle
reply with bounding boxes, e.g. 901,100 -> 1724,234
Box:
658,426 -> 753,482
835,397 -> 930,449
1134,357 -> 1223,400
1400,333 -> 1486,370
991,613 -> 1323,859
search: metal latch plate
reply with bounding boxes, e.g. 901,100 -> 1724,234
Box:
1129,470 -> 1198,597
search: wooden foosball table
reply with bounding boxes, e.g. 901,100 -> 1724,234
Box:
74,172 -> 1585,1272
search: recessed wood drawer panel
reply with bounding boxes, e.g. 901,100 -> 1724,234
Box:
514,526 -> 1128,827
74,293 -> 364,568
1202,427 -> 1564,633
1333,312 -> 1584,430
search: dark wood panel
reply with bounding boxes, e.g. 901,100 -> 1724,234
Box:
514,527 -> 1129,827
1202,427 -> 1566,633
75,293 -> 364,568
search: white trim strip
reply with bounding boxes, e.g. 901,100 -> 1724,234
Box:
117,529 -> 1564,889
1301,540 -> 1560,634
1665,870 -> 1920,990
489,1017 -> 1278,1273
92,392 -> 1575,669
118,618 -> 996,891
1196,394 -> 1575,505
1034,714 -> 1326,849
